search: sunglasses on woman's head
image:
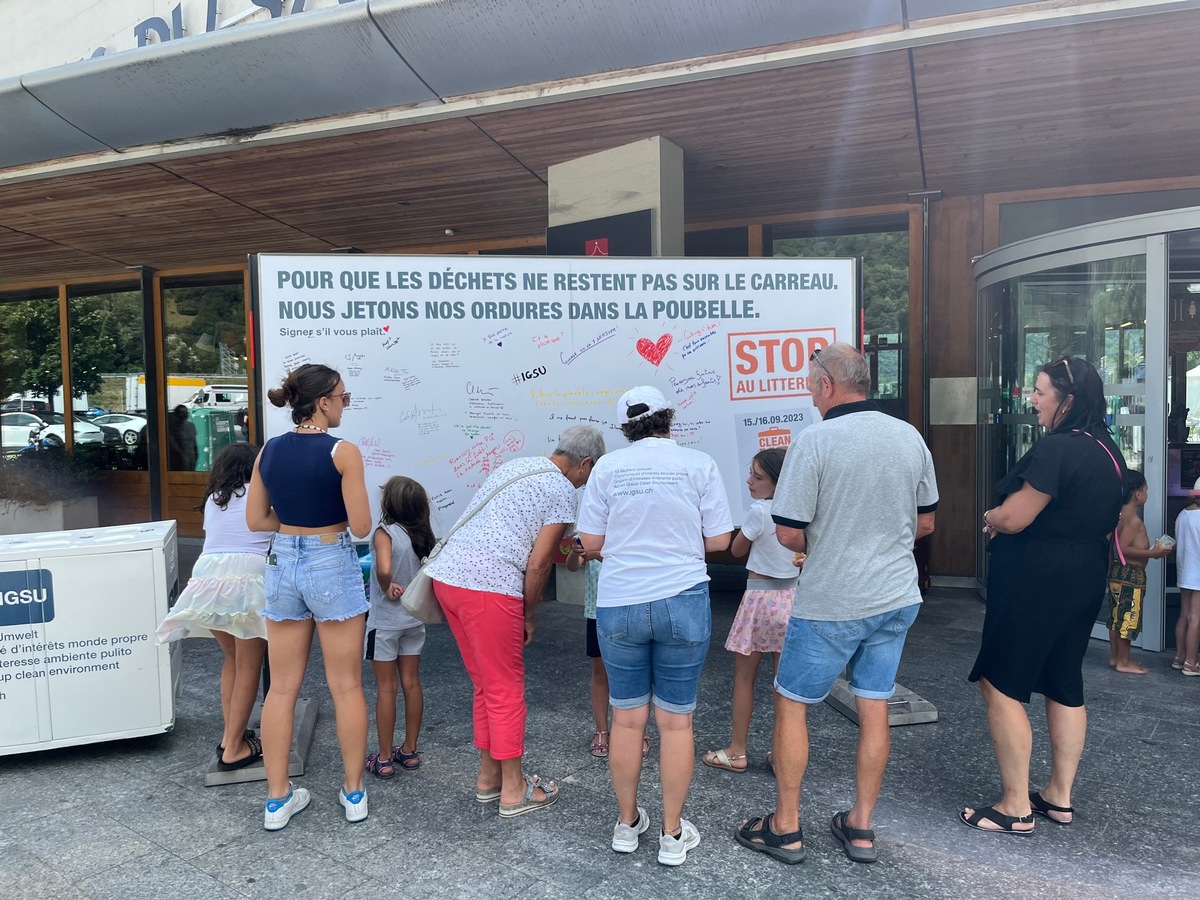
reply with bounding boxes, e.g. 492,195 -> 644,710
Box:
1051,356 -> 1074,385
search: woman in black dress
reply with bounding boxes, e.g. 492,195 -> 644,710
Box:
962,356 -> 1125,835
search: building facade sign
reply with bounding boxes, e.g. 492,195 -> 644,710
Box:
0,0 -> 356,80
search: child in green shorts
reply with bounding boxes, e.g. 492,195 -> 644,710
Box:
1109,469 -> 1172,674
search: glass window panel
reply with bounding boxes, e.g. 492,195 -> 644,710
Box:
161,277 -> 248,472
0,290 -> 63,423
1164,229 -> 1200,645
0,291 -> 71,508
978,253 -> 1147,589
772,229 -> 909,416
68,286 -> 147,470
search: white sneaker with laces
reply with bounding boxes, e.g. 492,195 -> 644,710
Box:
611,806 -> 650,853
263,783 -> 310,831
657,818 -> 700,866
340,787 -> 368,823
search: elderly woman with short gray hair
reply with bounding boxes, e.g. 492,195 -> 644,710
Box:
427,424 -> 606,818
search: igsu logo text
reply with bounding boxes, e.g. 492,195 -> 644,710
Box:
0,570 -> 55,626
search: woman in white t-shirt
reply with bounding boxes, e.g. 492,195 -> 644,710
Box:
426,425 -> 606,819
577,385 -> 733,867
702,447 -> 798,774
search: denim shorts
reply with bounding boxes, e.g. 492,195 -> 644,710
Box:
595,583 -> 711,714
774,603 -> 920,704
263,533 -> 369,623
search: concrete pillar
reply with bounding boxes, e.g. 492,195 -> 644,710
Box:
547,135 -> 684,257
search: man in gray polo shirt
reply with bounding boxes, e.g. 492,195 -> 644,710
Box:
734,342 -> 938,866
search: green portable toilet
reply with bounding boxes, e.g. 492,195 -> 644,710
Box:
190,407 -> 237,471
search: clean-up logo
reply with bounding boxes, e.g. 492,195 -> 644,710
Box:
0,569 -> 54,626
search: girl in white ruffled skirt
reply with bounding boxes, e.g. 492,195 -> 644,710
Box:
158,442 -> 274,770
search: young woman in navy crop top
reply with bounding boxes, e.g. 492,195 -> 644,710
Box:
247,363 -> 372,831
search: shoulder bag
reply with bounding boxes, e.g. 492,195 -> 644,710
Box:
400,462 -> 559,624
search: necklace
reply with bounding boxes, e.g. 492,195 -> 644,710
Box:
297,422 -> 327,434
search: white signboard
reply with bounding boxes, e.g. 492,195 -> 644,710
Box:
255,254 -> 856,530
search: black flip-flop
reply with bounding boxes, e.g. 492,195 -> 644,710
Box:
216,728 -> 257,754
217,736 -> 263,771
734,813 -> 805,864
1029,791 -> 1074,826
959,805 -> 1034,835
830,811 -> 877,863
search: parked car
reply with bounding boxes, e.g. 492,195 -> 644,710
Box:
1,411 -> 107,448
90,412 -> 148,446
1,412 -> 40,450
0,399 -> 52,413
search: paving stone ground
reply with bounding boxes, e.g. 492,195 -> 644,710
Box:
3,556 -> 1197,899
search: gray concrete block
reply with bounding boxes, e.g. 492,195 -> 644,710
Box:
824,679 -> 939,727
203,698 -> 318,787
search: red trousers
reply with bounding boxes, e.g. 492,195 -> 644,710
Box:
433,580 -> 526,760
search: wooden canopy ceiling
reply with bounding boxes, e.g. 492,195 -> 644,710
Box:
2,8 -> 1200,286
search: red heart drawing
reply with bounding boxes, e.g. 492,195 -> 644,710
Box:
382,325 -> 390,333
636,334 -> 672,366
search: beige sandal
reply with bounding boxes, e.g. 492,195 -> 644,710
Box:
702,748 -> 748,773
498,773 -> 560,818
589,730 -> 609,758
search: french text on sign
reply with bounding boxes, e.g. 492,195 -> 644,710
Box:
758,427 -> 792,449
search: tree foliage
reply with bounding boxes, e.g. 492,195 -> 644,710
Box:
774,232 -> 909,335
0,299 -> 63,407
0,293 -> 147,409
69,292 -> 144,396
164,285 -> 247,375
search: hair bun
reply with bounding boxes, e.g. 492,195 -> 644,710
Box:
266,387 -> 288,408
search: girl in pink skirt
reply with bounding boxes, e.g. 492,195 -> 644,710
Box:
702,448 -> 798,773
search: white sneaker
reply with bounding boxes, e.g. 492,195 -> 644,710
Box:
263,784 -> 310,831
657,818 -> 700,866
611,806 -> 650,853
339,787 -> 368,823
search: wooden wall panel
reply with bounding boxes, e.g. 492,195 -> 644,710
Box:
927,195 -> 984,576
915,9 -> 1200,197
927,425 -> 976,576
0,167 -> 324,282
93,471 -> 151,528
0,225 -> 128,283
928,196 -> 982,379
161,119 -> 551,253
480,50 -> 924,223
164,472 -> 207,538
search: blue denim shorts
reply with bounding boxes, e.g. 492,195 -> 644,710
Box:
774,603 -> 920,703
263,533 -> 369,623
595,583 -> 711,714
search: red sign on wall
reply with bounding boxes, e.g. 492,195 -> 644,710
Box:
727,328 -> 835,401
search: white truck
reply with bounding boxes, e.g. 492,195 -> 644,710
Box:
123,376 -> 247,412
188,383 -> 249,409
